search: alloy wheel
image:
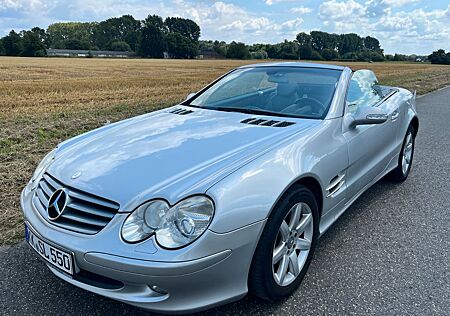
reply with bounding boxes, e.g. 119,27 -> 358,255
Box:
272,202 -> 314,287
402,132 -> 414,175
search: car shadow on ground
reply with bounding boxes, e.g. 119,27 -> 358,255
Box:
199,177 -> 404,315
1,177 -> 405,316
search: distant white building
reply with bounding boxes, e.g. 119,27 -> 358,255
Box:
46,49 -> 135,58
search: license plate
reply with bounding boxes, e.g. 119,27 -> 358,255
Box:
25,224 -> 74,275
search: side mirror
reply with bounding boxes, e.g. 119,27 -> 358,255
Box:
348,106 -> 388,128
186,93 -> 196,101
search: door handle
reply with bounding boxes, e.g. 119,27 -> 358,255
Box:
391,110 -> 400,121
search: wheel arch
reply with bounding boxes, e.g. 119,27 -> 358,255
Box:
248,174 -> 323,298
410,116 -> 419,137
269,175 -> 324,220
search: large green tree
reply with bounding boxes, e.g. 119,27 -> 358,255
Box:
93,15 -> 141,51
321,48 -> 340,61
226,42 -> 249,59
299,44 -> 313,60
279,40 -> 299,59
364,36 -> 382,52
165,17 -> 200,42
110,41 -> 131,52
2,30 -> 23,56
296,32 -> 311,46
310,31 -> 338,52
20,29 -> 46,56
213,40 -> 227,57
30,27 -> 49,47
338,33 -> 363,55
265,44 -> 280,59
138,15 -> 166,58
429,49 -> 450,65
165,17 -> 200,59
47,22 -> 96,49
166,32 -> 198,58
296,31 -> 384,61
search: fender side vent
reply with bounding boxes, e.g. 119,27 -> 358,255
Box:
241,118 -> 295,127
169,108 -> 194,115
326,174 -> 345,197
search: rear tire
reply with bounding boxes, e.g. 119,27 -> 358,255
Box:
248,185 -> 319,301
389,125 -> 415,182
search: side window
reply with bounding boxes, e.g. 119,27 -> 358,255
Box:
346,70 -> 383,113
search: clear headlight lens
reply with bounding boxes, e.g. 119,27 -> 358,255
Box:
121,200 -> 169,243
156,196 -> 214,248
30,148 -> 57,188
121,196 -> 214,248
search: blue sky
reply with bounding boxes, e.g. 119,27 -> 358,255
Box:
1,0 -> 449,54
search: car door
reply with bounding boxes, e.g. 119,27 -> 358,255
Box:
377,87 -> 405,155
343,70 -> 398,199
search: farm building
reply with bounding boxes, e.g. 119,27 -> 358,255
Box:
198,48 -> 224,59
46,49 -> 135,58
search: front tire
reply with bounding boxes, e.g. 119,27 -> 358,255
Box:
249,185 -> 319,301
389,125 -> 415,182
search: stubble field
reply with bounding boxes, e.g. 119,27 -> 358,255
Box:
1,56 -> 450,246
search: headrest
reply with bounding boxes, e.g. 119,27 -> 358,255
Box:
277,83 -> 297,97
268,73 -> 288,83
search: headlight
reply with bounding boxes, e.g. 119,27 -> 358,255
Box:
30,148 -> 57,188
121,196 -> 214,248
121,200 -> 170,243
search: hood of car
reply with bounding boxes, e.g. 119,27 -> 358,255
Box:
47,106 -> 320,210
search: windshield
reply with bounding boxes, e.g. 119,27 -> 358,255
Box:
185,66 -> 342,119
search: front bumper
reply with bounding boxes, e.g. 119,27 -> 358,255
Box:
21,186 -> 265,313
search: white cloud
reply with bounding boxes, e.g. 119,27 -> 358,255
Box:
1,0 -> 450,54
218,15 -> 303,37
319,0 -> 366,21
375,15 -> 415,32
383,0 -> 418,8
290,6 -> 313,14
219,17 -> 272,32
0,0 -> 307,43
320,1 -> 450,54
0,0 -> 21,10
280,17 -> 304,30
0,0 -> 45,11
265,0 -> 296,5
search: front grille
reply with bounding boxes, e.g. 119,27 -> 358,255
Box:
32,173 -> 120,235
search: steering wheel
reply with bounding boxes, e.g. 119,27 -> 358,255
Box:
282,97 -> 326,116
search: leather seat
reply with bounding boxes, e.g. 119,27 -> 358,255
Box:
266,83 -> 298,112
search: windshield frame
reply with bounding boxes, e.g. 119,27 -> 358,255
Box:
182,66 -> 343,120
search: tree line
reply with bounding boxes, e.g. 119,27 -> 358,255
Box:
0,12 -> 424,62
200,31 -> 385,61
428,49 -> 450,65
0,14 -> 200,58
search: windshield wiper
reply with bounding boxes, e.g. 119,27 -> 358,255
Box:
210,106 -> 306,119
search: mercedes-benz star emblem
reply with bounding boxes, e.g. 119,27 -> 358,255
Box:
47,188 -> 69,221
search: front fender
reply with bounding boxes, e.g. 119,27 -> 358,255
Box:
207,119 -> 348,234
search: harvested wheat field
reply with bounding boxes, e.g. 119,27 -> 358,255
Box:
1,56 -> 450,246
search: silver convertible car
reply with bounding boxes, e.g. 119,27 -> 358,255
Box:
22,62 -> 418,313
